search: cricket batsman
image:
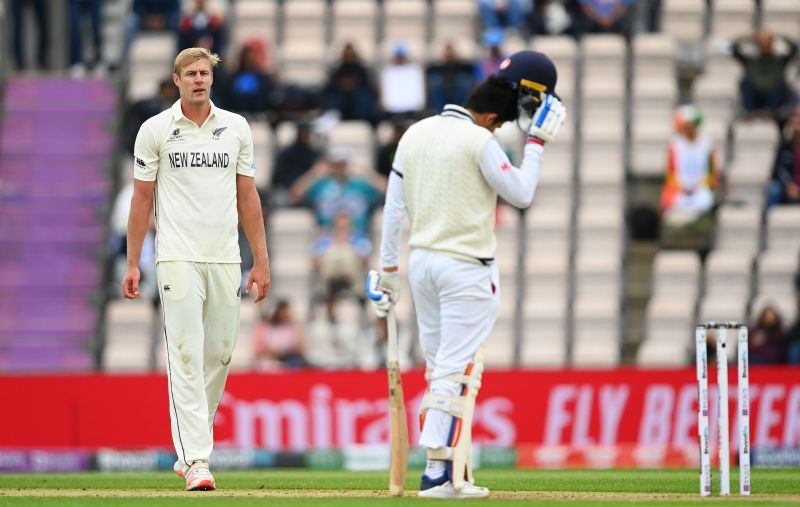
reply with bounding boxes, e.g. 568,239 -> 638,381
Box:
371,51 -> 566,498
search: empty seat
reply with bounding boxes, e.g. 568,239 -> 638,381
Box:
572,297 -> 620,367
232,0 -> 279,46
383,0 -> 430,47
757,249 -> 799,298
714,204 -> 761,255
762,0 -> 800,38
710,0 -> 755,38
576,207 -> 624,254
661,0 -> 706,40
525,252 -> 569,301
279,40 -> 329,86
651,250 -> 702,299
283,0 -> 328,44
574,249 -> 622,300
431,0 -> 478,42
332,0 -> 379,47
526,207 -> 571,258
766,205 -> 800,253
638,295 -> 696,366
484,317 -> 514,367
704,250 -> 753,299
521,296 -> 567,366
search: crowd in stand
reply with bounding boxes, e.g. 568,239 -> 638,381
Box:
7,0 -> 799,370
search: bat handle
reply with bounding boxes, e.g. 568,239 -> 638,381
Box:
386,306 -> 399,363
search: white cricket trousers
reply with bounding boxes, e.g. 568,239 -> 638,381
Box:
408,249 -> 499,450
157,261 -> 241,467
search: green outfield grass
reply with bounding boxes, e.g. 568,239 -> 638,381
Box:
1,468 -> 799,506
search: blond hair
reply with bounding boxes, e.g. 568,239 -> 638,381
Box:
173,47 -> 221,75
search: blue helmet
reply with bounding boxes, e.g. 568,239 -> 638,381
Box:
494,50 -> 558,111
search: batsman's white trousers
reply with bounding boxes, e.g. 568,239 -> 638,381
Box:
157,261 -> 241,467
408,249 -> 499,450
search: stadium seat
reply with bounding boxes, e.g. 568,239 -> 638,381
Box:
326,121 -> 376,174
761,0 -> 800,38
485,317 -> 515,368
661,0 -> 706,41
638,295 -> 696,366
710,0 -> 756,39
756,249 -> 799,299
104,300 -> 155,371
714,204 -> 762,256
576,206 -> 624,254
750,292 -> 798,328
530,36 -> 577,109
650,250 -> 702,301
382,0 -> 430,48
521,296 -> 568,366
525,252 -> 570,302
703,250 -> 754,300
765,205 -> 800,253
232,0 -> 279,46
431,0 -> 479,43
332,0 -> 379,48
279,40 -> 329,87
282,0 -> 329,45
526,207 -> 571,259
249,120 -> 274,189
572,297 -> 620,367
127,34 -> 174,100
574,249 -> 622,301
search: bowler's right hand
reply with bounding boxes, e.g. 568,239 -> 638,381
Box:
121,266 -> 141,299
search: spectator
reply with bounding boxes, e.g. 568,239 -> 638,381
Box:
426,42 -> 475,113
749,304 -> 788,364
731,28 -> 798,119
529,0 -> 581,37
10,0 -> 50,71
313,211 -> 372,322
576,0 -> 634,37
252,300 -> 306,370
380,42 -> 426,119
125,0 -> 180,57
767,107 -> 800,207
290,146 -> 382,234
324,43 -> 378,122
218,40 -> 276,114
787,312 -> 800,365
68,0 -> 103,78
478,0 -> 531,35
177,0 -> 225,56
660,105 -> 720,222
376,121 -> 409,181
121,78 -> 179,154
474,29 -> 507,82
269,123 -> 321,208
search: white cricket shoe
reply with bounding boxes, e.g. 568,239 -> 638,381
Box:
184,461 -> 216,491
418,480 -> 490,499
173,460 -> 185,478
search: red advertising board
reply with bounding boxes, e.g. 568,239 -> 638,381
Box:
2,367 -> 799,462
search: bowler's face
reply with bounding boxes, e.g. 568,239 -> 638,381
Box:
174,59 -> 213,107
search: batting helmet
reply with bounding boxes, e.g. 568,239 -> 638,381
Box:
494,50 -> 558,113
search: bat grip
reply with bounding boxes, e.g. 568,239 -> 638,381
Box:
386,306 -> 399,363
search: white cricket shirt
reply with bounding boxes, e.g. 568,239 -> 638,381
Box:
381,105 -> 544,267
133,100 -> 255,263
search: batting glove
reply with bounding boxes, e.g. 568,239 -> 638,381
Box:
527,94 -> 567,144
372,271 -> 400,317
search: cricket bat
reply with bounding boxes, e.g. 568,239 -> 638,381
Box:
365,270 -> 408,496
386,306 -> 408,496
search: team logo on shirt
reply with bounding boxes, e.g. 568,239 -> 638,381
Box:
135,156 -> 146,168
166,128 -> 185,144
211,127 -> 228,140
